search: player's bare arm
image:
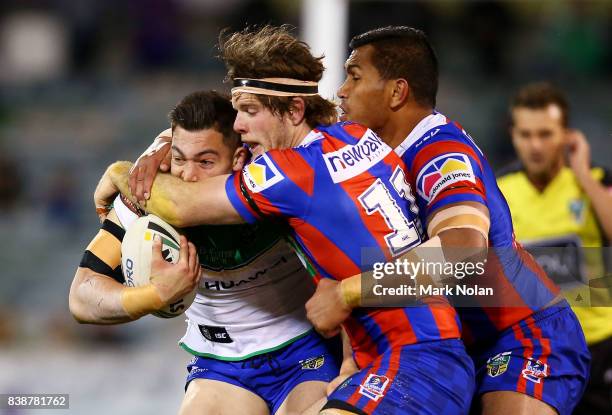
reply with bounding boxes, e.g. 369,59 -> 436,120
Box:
69,208 -> 201,324
103,161 -> 244,227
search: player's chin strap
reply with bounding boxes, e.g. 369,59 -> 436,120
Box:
231,78 -> 319,98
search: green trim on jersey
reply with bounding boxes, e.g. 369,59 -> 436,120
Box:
285,235 -> 318,278
179,329 -> 313,361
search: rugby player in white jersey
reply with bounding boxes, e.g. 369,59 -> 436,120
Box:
70,91 -> 340,415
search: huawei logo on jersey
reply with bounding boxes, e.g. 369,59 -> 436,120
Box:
323,130 -> 391,183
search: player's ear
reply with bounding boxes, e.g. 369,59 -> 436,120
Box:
232,146 -> 249,172
288,97 -> 306,126
389,78 -> 410,110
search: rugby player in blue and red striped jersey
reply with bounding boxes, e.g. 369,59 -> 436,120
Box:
99,26 -> 475,415
312,25 -> 590,415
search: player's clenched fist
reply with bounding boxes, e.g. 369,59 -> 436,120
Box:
150,234 -> 200,305
306,278 -> 353,338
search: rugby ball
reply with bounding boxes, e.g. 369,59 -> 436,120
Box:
121,214 -> 196,318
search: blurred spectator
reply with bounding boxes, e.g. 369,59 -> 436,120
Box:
45,163 -> 80,229
497,82 -> 612,415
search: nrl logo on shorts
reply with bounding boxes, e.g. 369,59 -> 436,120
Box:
300,355 -> 324,370
521,358 -> 548,384
358,374 -> 390,401
486,352 -> 511,377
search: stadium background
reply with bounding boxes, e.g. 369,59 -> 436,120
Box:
0,0 -> 610,413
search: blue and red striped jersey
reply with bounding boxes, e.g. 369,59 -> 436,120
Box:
225,121 -> 462,367
395,112 -> 561,347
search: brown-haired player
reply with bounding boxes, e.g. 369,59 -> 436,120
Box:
97,25 -> 476,415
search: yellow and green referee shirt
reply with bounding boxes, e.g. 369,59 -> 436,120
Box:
497,164 -> 612,345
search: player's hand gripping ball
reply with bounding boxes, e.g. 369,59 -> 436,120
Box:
121,215 -> 197,318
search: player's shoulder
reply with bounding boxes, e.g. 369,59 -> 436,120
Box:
316,121 -> 370,139
396,112 -> 472,157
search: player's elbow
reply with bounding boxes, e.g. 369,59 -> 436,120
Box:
68,278 -> 95,324
438,227 -> 488,263
68,294 -> 91,324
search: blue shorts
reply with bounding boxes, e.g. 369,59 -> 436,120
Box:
185,330 -> 340,414
470,301 -> 591,415
324,339 -> 475,415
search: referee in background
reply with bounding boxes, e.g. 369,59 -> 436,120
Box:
497,82 -> 612,414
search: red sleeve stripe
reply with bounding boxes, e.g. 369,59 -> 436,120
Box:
429,177 -> 487,206
269,151 -> 315,197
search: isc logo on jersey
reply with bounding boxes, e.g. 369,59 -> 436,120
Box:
416,153 -> 476,202
323,130 -> 391,183
243,153 -> 284,193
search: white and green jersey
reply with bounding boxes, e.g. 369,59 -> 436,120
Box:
114,196 -> 314,360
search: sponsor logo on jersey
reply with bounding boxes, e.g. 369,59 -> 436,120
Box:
487,352 -> 511,377
199,325 -> 234,344
199,256 -> 288,291
323,130 -> 391,183
416,153 -> 476,202
521,358 -> 548,384
300,355 -> 325,370
358,374 -> 390,401
243,153 -> 284,193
